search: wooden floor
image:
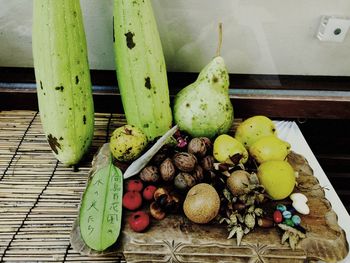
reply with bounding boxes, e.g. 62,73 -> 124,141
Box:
0,111 -> 125,262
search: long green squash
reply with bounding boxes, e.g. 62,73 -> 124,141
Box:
113,0 -> 172,140
32,0 -> 94,166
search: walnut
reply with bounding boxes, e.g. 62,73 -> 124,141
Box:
151,144 -> 173,165
173,152 -> 197,172
199,137 -> 212,151
192,165 -> 204,182
139,166 -> 160,182
174,172 -> 196,191
159,158 -> 176,182
201,155 -> 214,171
188,138 -> 207,157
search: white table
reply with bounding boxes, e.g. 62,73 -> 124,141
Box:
275,121 -> 350,263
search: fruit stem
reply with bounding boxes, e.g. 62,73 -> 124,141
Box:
216,22 -> 223,57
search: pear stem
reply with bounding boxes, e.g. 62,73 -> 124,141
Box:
216,23 -> 223,57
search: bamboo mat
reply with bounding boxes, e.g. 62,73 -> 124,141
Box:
0,110 -> 126,262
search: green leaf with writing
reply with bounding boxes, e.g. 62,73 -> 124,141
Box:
79,158 -> 123,251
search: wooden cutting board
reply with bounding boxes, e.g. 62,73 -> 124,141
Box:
71,150 -> 349,263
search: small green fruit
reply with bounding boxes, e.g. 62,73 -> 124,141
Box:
110,125 -> 148,162
213,134 -> 248,164
249,135 -> 291,163
257,160 -> 296,200
235,116 -> 277,149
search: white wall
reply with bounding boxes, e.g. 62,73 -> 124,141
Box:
0,0 -> 350,76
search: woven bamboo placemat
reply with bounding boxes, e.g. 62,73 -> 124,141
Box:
0,110 -> 125,262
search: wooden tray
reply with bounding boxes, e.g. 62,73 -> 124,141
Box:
71,149 -> 349,263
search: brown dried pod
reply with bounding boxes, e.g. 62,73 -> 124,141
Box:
174,172 -> 196,191
150,202 -> 166,220
188,138 -> 207,157
192,165 -> 204,182
153,187 -> 168,200
201,155 -> 214,171
173,152 -> 197,172
139,165 -> 160,182
165,193 -> 181,213
159,158 -> 176,182
233,202 -> 246,211
155,194 -> 171,209
258,217 -> 274,228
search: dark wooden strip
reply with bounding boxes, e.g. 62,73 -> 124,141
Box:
231,97 -> 350,119
316,154 -> 350,171
2,87 -> 350,119
1,67 -> 350,91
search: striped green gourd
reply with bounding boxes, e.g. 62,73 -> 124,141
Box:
113,0 -> 172,140
32,0 -> 94,166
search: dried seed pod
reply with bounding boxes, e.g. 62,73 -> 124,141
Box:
139,166 -> 159,182
258,218 -> 274,228
188,138 -> 207,157
173,152 -> 197,172
244,213 -> 256,229
163,193 -> 181,213
155,194 -> 170,209
174,172 -> 196,191
159,158 -> 176,182
150,202 -> 165,220
153,187 -> 168,200
201,155 -> 214,171
233,202 -> 246,211
192,165 -> 204,182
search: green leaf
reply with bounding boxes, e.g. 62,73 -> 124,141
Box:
79,161 -> 123,251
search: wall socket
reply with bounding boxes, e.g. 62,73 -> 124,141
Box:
317,16 -> 350,42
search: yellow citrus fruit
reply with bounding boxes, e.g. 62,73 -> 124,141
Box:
235,116 -> 277,149
213,134 -> 248,164
257,160 -> 296,200
249,135 -> 291,163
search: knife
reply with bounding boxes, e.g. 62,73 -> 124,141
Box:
123,125 -> 178,179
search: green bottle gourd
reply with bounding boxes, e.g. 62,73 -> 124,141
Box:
32,0 -> 94,166
113,0 -> 172,140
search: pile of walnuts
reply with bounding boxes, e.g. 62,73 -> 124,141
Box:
138,137 -> 215,192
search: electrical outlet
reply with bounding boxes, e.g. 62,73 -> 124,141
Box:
317,16 -> 350,42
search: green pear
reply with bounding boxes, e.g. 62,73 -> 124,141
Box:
173,56 -> 234,138
249,135 -> 291,163
235,116 -> 277,149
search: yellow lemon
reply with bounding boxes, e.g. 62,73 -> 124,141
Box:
213,134 -> 248,164
257,160 -> 296,200
235,116 -> 277,149
249,135 -> 291,163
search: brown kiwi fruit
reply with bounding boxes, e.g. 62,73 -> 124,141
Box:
183,183 -> 220,224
